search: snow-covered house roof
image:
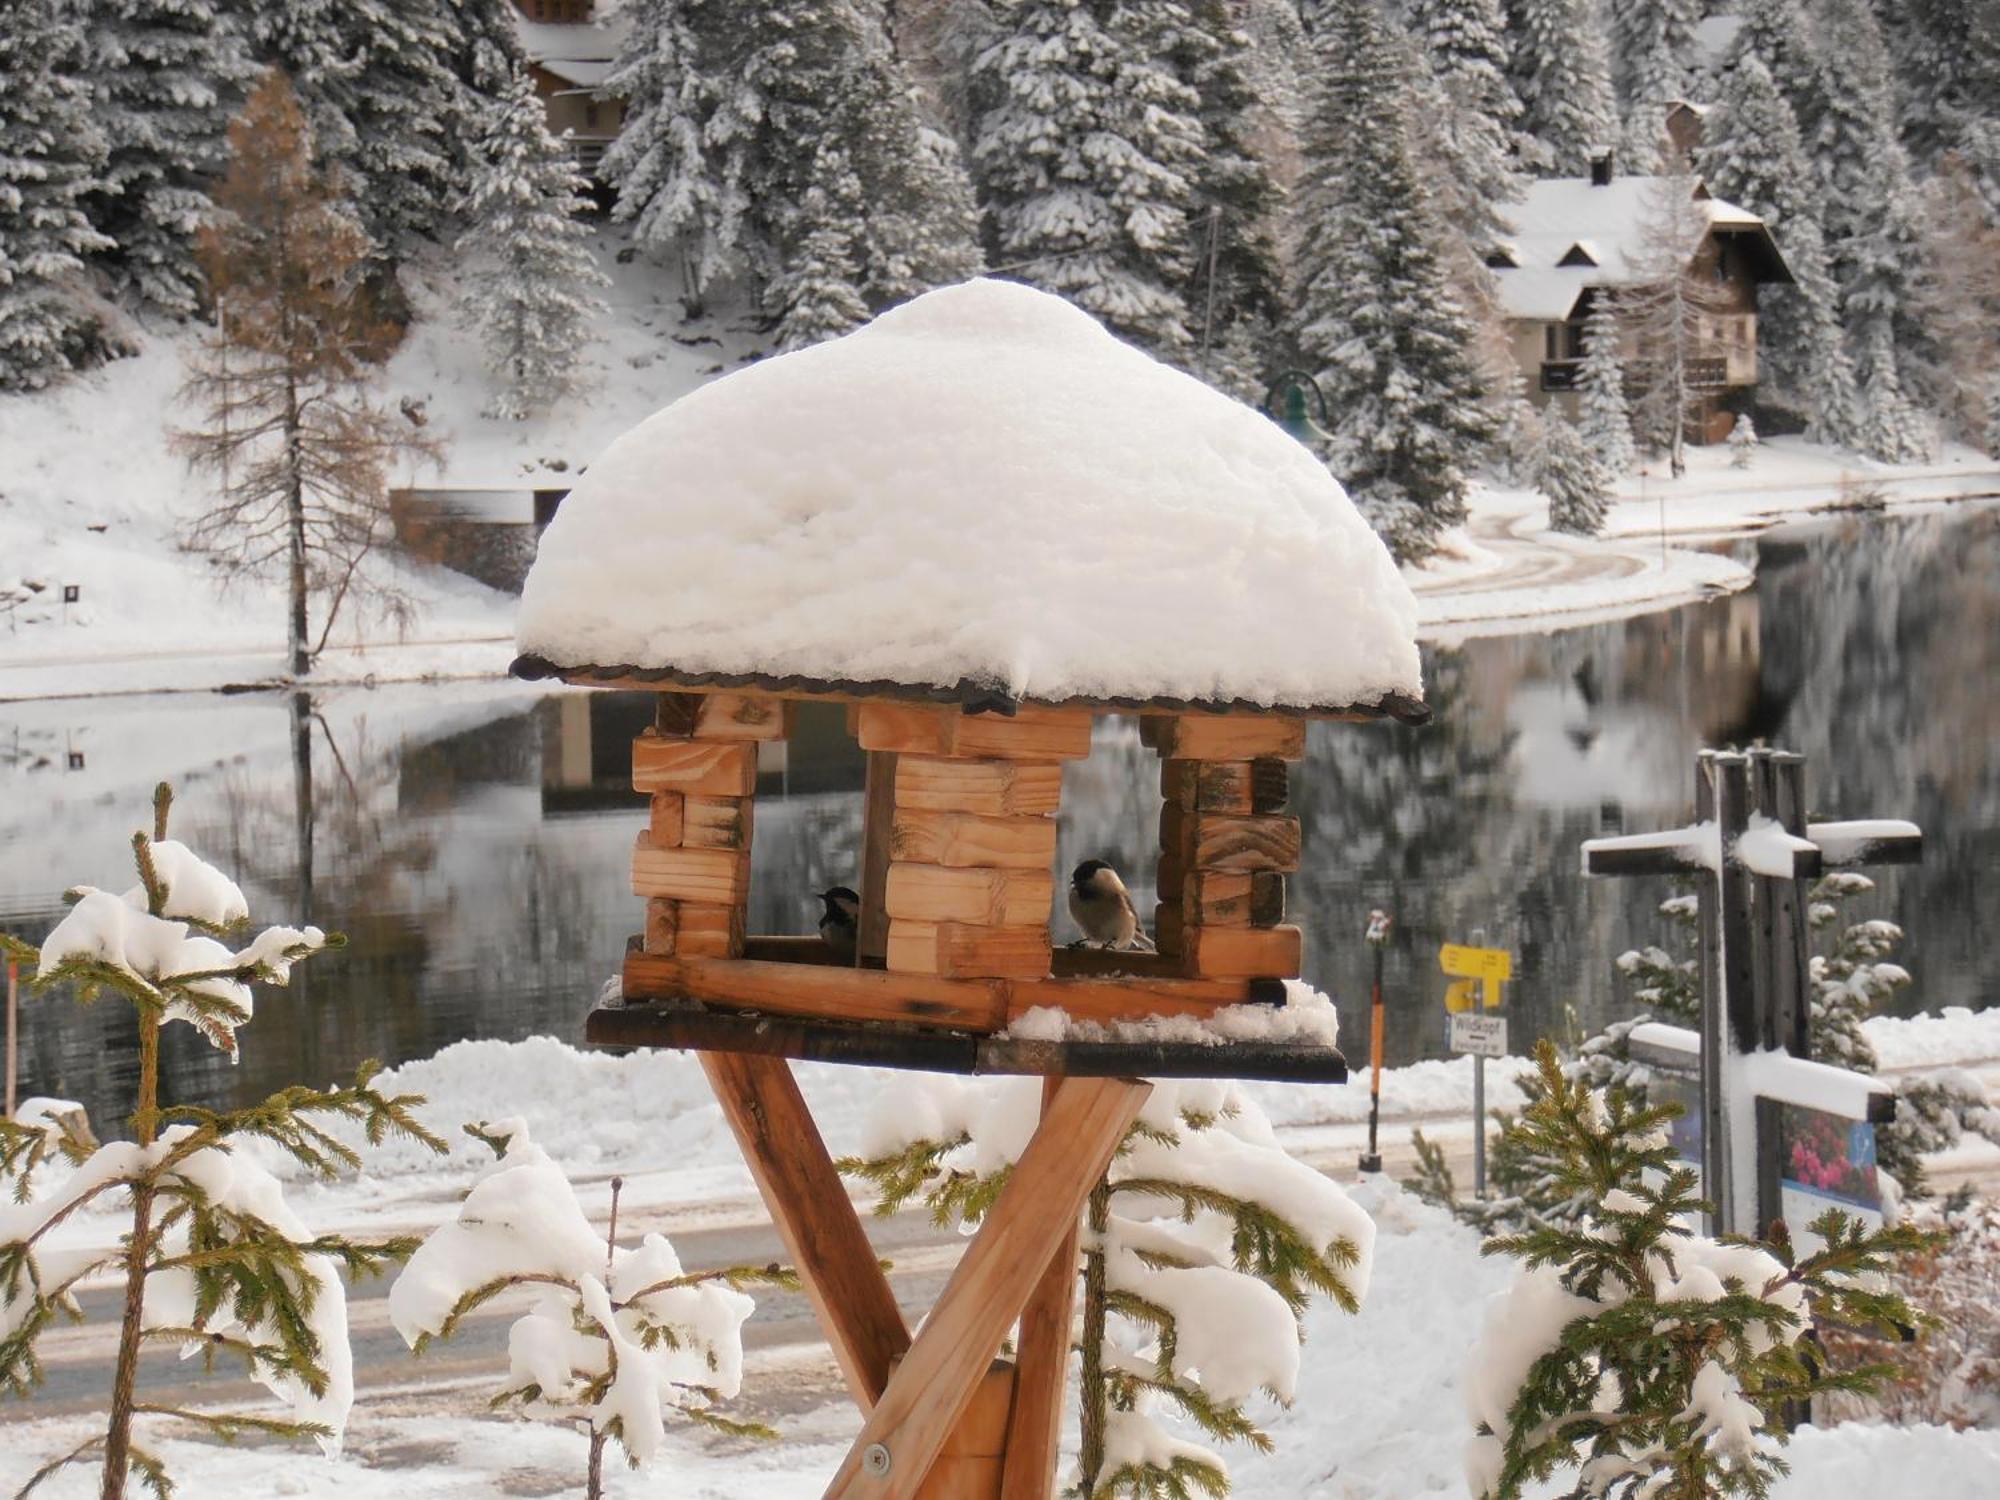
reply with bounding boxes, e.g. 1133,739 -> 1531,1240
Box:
513,280 -> 1425,720
513,12 -> 627,70
1490,176 -> 1790,324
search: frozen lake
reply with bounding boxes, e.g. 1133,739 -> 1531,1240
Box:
3,500 -> 1994,1131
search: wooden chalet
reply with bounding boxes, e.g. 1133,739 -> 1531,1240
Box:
510,0 -> 625,180
1489,160 -> 1793,443
509,278 -> 1427,1500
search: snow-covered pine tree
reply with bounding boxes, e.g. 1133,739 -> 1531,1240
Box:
1733,0 -> 1829,155
830,18 -> 985,311
969,0 -> 1202,358
1166,0 -> 1288,398
1408,0 -> 1525,257
1294,0 -> 1495,562
1881,0 -> 1998,209
0,783 -> 444,1498
1506,0 -> 1620,175
175,72 -> 437,677
600,0 -> 726,307
1809,0 -> 1935,462
0,0 -> 111,390
1605,0 -> 1699,169
773,170 -> 873,350
1404,0 -> 1524,392
1538,413 -> 1610,535
1465,1043 -> 1934,1500
840,1070 -> 1372,1499
1576,295 -> 1637,475
392,1125 -> 783,1496
608,0 -> 981,327
454,65 -> 612,419
1697,42 -> 1861,445
247,0 -> 469,255
1910,149 -> 2000,448
84,0 -> 261,317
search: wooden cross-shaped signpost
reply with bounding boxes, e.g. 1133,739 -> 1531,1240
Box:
1581,746 -> 1920,1235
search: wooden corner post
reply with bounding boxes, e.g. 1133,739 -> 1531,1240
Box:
1149,714 -> 1306,980
632,691 -> 786,959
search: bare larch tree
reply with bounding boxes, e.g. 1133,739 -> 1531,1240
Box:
176,70 -> 435,677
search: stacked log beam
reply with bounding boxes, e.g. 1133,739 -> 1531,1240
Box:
857,703 -> 1086,981
1147,714 -> 1304,980
630,693 -> 785,958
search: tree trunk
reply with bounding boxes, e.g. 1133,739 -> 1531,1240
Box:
586,1426 -> 606,1499
1076,1178 -> 1111,1496
101,1015 -> 161,1499
287,451 -> 308,678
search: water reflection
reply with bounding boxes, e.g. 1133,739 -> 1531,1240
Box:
3,503 -> 1993,1132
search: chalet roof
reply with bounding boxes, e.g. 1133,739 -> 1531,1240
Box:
512,13 -> 626,68
1490,175 -> 1790,323
512,279 -> 1426,720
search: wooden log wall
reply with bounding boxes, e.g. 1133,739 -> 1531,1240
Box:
1146,713 -> 1305,981
856,703 -> 1088,981
630,692 -> 787,959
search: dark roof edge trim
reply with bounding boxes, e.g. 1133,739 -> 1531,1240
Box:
509,653 -> 1432,726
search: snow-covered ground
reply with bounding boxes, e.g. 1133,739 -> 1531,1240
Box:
4,234 -> 1996,703
6,1012 -> 1999,1497
0,234 -> 751,702
1413,436 -> 2000,638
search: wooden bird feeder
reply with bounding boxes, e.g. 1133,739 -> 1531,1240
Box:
508,281 -> 1428,1500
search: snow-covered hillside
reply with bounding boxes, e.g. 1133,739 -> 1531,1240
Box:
0,233 -> 752,693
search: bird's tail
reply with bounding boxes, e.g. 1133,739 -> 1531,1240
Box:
1123,931 -> 1158,954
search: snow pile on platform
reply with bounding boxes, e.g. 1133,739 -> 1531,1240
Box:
517,279 -> 1422,712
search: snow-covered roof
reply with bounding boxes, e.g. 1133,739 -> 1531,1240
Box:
540,57 -> 614,89
513,13 -> 627,66
1490,176 -> 1786,323
514,279 -> 1425,719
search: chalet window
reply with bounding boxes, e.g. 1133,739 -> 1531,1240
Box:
585,101 -> 600,129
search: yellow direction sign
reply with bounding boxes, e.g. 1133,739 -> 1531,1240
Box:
1440,944 -> 1513,982
1444,979 -> 1480,1013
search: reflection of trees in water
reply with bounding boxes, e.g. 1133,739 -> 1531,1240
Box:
12,505 -> 1994,1125
1753,508 -> 2000,1011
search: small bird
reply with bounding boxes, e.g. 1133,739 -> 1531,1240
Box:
1068,860 -> 1154,951
817,886 -> 861,961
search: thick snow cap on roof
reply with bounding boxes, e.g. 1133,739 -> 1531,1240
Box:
515,279 -> 1423,714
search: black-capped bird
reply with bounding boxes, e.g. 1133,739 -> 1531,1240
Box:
1068,860 -> 1154,951
817,886 -> 861,961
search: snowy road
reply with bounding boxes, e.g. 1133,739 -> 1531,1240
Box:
20,1069 -> 1998,1436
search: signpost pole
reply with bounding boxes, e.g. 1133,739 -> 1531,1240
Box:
1360,911 -> 1390,1173
1471,927 -> 1488,1200
5,959 -> 17,1118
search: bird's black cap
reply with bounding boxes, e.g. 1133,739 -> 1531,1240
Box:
1071,859 -> 1111,889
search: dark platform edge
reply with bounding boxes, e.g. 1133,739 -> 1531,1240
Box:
586,997 -> 1348,1083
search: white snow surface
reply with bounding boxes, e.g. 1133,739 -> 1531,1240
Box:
517,278 -> 1423,711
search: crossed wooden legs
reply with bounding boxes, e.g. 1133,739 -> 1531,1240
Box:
699,1053 -> 1150,1500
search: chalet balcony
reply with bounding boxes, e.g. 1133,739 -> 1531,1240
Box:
1687,356 -> 1729,390
569,133 -> 617,179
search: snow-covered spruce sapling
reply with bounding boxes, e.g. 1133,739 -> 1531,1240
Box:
1729,414 -> 1758,468
454,63 -> 611,418
1466,1042 -> 1936,1500
1538,416 -> 1611,536
841,1076 -> 1372,1498
0,782 -> 444,1498
390,1120 -> 789,1496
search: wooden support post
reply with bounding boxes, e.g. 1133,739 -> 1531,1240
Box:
1696,751 -> 1758,1235
1000,1079 -> 1083,1500
859,751 -> 899,965
699,1052 -> 911,1409
827,1076 -> 1151,1500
